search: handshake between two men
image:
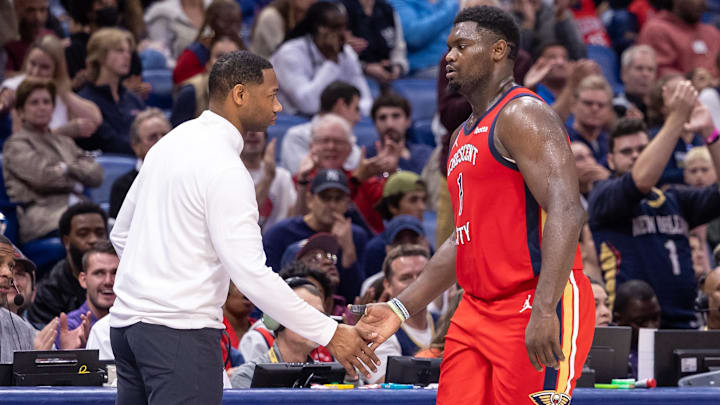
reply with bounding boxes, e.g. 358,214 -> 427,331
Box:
321,303 -> 405,379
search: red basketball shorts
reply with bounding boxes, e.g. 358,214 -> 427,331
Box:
437,270 -> 595,405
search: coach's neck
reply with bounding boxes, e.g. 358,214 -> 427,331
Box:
209,94 -> 247,136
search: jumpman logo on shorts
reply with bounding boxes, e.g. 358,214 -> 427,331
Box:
519,294 -> 532,313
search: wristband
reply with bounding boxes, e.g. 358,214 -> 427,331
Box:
387,300 -> 406,322
708,129 -> 720,145
389,297 -> 410,321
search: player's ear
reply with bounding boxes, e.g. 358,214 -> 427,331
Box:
492,39 -> 509,62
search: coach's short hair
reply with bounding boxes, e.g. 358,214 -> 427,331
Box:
453,5 -> 519,60
208,51 -> 273,101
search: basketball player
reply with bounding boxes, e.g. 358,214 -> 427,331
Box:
356,6 -> 595,404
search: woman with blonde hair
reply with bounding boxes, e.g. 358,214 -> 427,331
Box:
0,35 -> 102,140
77,28 -> 145,155
2,78 -> 103,243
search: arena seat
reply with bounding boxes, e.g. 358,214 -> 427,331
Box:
0,157 -> 20,244
354,118 -> 379,149
268,114 -> 310,162
586,44 -> 624,95
410,119 -> 435,147
86,154 -> 137,213
143,69 -> 174,111
391,78 -> 438,122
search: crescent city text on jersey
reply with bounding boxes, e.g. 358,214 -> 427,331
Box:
448,143 -> 479,175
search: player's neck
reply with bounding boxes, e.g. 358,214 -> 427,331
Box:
405,308 -> 427,330
467,74 -> 515,122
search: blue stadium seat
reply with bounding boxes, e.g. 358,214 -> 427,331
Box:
87,154 -> 137,212
354,118 -> 379,149
391,78 -> 438,122
0,156 -> 20,244
410,119 -> 435,147
143,69 -> 174,110
422,210 -> 437,248
366,77 -> 382,100
139,48 -> 168,70
586,45 -> 624,95
22,237 -> 65,280
267,114 -> 310,162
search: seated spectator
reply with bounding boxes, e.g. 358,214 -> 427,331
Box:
647,74 -> 706,186
249,0 -> 316,59
263,169 -> 368,302
0,34 -> 102,139
3,0 -> 65,73
221,282 -> 255,369
280,255 -> 338,316
170,34 -> 242,127
144,0 -> 212,63
638,0 -> 720,77
65,0 -> 148,97
362,213 -> 429,287
2,78 -> 103,243
588,102 -> 720,329
362,171 -> 429,275
241,131 -> 297,232
571,141 -> 609,201
690,231 -> 713,281
590,278 -> 612,327
703,266 -> 720,330
1,234 -> 90,362
365,244 -> 433,383
341,0 -> 409,84
415,286 -> 463,358
27,202 -> 108,329
523,43 -> 601,122
613,45 -> 657,121
0,237 -> 37,320
77,28 -> 146,155
387,0 -> 457,77
270,1 -> 372,116
293,114 -> 395,230
280,81 -> 363,175
567,75 -> 613,166
172,0 -> 244,85
613,279 -> 661,378
55,241 -> 117,349
108,108 -> 170,219
684,147 -> 720,250
511,0 -> 585,61
230,278 -> 329,387
366,93 -> 432,174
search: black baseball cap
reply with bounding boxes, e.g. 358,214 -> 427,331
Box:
311,169 -> 350,194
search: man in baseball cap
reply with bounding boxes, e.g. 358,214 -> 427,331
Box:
263,169 -> 369,303
0,234 -> 36,317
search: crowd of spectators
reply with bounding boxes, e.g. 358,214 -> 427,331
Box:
1,0 -> 720,388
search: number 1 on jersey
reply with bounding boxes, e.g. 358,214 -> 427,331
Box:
457,173 -> 464,216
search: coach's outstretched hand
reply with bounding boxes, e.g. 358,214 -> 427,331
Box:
326,324 -> 380,379
354,303 -> 403,350
525,309 -> 565,372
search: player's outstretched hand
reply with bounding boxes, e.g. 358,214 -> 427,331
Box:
525,309 -> 565,372
354,303 -> 402,350
325,324 -> 380,380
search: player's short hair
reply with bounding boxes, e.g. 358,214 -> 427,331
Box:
319,81 -> 360,114
208,50 -> 272,101
609,118 -> 647,152
614,279 -> 657,316
382,244 -> 430,280
453,5 -> 519,60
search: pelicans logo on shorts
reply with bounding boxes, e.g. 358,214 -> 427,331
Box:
528,391 -> 572,405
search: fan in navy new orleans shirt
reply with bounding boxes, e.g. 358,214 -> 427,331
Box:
588,172 -> 720,329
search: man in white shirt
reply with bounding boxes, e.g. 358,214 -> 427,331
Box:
109,50 -> 379,405
365,244 -> 434,383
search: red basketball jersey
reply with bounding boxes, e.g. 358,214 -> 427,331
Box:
446,86 -> 583,301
